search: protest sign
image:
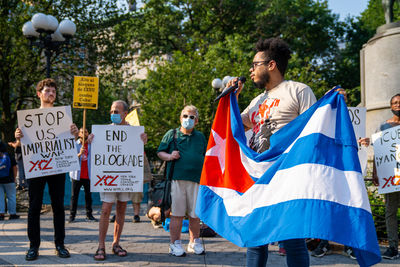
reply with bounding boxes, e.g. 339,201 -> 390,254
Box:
371,125 -> 400,194
90,125 -> 144,192
348,107 -> 367,175
17,106 -> 80,179
73,76 -> 99,109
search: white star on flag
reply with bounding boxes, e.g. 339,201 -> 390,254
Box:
206,129 -> 226,173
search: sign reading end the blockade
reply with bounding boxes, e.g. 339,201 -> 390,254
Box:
90,125 -> 144,193
73,76 -> 99,109
17,106 -> 80,179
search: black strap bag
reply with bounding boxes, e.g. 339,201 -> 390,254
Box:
151,129 -> 177,222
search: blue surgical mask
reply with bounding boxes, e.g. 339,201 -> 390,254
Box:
182,118 -> 195,130
111,114 -> 122,124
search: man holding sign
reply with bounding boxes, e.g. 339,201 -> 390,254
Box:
372,93 -> 400,260
14,79 -> 79,261
92,100 -> 147,261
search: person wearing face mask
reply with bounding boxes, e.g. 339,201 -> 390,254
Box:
157,105 -> 207,257
93,100 -> 148,261
68,128 -> 97,223
372,93 -> 400,260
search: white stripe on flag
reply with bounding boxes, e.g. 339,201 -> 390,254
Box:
284,104 -> 337,153
209,163 -> 370,217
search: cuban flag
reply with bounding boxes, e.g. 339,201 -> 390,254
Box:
196,90 -> 381,267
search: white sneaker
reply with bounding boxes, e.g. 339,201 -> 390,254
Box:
187,238 -> 205,255
169,240 -> 186,257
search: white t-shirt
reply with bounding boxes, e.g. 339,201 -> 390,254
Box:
241,80 -> 316,152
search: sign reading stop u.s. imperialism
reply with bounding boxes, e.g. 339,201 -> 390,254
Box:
90,125 -> 144,192
73,76 -> 99,109
17,106 -> 80,179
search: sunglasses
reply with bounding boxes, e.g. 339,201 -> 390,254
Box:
182,114 -> 196,119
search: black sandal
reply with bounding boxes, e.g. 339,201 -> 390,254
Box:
112,245 -> 127,257
94,248 -> 106,261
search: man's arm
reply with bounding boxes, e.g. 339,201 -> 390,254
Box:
157,151 -> 180,161
14,128 -> 23,146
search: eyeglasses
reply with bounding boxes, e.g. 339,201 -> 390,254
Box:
182,114 -> 196,119
251,60 -> 270,69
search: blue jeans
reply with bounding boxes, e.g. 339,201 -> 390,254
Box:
247,239 -> 309,267
0,183 -> 17,214
17,159 -> 27,188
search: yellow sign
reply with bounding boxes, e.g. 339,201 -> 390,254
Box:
73,76 -> 99,109
125,109 -> 140,126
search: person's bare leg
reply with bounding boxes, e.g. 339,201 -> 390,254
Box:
133,202 -> 140,216
112,201 -> 127,248
95,202 -> 112,260
188,216 -> 200,243
170,215 -> 184,243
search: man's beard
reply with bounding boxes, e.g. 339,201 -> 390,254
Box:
253,71 -> 270,89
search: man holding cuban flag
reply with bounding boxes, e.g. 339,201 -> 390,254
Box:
196,38 -> 381,267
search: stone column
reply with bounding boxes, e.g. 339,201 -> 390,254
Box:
360,23 -> 400,158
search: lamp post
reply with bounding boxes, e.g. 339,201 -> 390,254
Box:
22,13 -> 77,78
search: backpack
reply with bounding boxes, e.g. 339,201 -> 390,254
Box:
0,153 -> 11,178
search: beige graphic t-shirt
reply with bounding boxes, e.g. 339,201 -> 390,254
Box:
241,80 -> 316,153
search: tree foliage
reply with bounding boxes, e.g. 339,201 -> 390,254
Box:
125,0 -> 345,159
0,0 -> 130,143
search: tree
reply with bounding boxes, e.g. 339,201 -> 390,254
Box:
0,0 -> 133,143
125,0 -> 345,159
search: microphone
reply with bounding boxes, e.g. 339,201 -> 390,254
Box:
214,76 -> 246,102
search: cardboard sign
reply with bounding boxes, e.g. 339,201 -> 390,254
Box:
73,76 -> 99,109
90,125 -> 144,192
371,125 -> 400,194
17,106 -> 80,179
348,107 -> 367,176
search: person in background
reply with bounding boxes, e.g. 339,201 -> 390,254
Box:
8,140 -> 27,190
69,127 -> 97,223
373,93 -> 400,260
157,105 -> 207,257
0,141 -> 19,220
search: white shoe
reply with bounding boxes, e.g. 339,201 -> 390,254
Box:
187,238 -> 205,255
169,240 -> 186,257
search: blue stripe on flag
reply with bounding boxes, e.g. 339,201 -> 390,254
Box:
196,185 -> 381,267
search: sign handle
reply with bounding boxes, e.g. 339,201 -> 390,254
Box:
82,108 -> 86,148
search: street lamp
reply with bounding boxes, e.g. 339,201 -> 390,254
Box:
212,76 -> 233,93
22,13 -> 77,78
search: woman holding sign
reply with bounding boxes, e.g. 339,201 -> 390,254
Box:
373,93 -> 400,260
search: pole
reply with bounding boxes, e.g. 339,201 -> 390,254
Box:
45,49 -> 52,78
82,108 -> 87,148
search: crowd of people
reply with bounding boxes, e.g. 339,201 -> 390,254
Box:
0,37 -> 398,266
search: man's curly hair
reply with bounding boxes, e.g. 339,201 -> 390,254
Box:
255,38 -> 291,76
36,78 -> 57,92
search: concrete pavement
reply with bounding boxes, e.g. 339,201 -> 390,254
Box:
0,206 -> 399,267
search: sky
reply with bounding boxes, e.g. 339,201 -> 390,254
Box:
118,0 -> 370,20
327,0 -> 369,20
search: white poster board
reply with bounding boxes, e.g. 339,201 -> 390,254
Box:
348,107 -> 367,176
17,106 -> 80,179
90,125 -> 144,192
371,125 -> 400,194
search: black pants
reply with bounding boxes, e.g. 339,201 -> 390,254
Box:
70,179 -> 92,217
27,173 -> 66,249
